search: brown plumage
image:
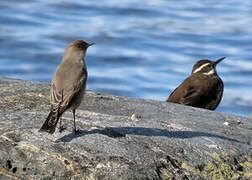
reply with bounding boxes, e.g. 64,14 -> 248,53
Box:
167,57 -> 225,110
39,40 -> 93,134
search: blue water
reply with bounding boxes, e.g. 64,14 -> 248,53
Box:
0,0 -> 252,117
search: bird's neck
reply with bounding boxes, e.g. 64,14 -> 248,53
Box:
62,48 -> 86,64
202,69 -> 215,75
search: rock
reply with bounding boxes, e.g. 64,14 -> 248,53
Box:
0,77 -> 251,180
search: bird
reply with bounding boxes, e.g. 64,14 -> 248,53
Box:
167,57 -> 225,110
39,40 -> 93,134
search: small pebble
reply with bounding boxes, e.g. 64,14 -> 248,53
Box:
236,119 -> 242,125
207,144 -> 220,149
223,122 -> 229,126
131,113 -> 142,121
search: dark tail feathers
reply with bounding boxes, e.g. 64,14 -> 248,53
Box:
38,111 -> 60,134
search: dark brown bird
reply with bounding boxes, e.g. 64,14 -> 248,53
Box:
39,40 -> 93,134
167,57 -> 225,110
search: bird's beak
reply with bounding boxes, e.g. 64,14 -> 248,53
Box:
87,42 -> 95,47
214,57 -> 225,65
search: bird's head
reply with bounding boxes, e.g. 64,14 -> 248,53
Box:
64,40 -> 94,60
70,40 -> 94,50
192,57 -> 225,75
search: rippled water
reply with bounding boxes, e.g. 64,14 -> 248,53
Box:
0,0 -> 252,117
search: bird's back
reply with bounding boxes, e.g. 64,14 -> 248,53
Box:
167,73 -> 223,110
51,59 -> 87,113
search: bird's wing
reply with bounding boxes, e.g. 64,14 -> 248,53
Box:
39,61 -> 87,133
50,63 -> 87,116
180,87 -> 204,106
51,77 -> 86,113
167,75 -> 208,106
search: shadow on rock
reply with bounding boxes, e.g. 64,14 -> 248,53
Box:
57,126 -> 243,144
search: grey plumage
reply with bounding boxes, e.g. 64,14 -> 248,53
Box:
39,40 -> 93,134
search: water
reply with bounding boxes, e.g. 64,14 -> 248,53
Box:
0,0 -> 252,117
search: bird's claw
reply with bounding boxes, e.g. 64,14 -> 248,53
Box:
73,128 -> 80,134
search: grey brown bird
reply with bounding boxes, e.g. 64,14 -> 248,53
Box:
167,57 -> 225,110
39,40 -> 93,134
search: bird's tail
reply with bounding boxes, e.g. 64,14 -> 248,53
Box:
38,110 -> 60,134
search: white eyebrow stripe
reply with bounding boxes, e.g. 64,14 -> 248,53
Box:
193,63 -> 210,73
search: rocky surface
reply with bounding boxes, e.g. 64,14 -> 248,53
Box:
0,77 -> 251,180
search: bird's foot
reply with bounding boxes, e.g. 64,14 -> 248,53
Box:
59,125 -> 67,133
73,128 -> 80,134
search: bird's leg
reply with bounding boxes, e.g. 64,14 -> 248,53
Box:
73,109 -> 80,133
58,117 -> 66,133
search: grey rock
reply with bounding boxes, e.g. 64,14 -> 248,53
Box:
0,77 -> 251,180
